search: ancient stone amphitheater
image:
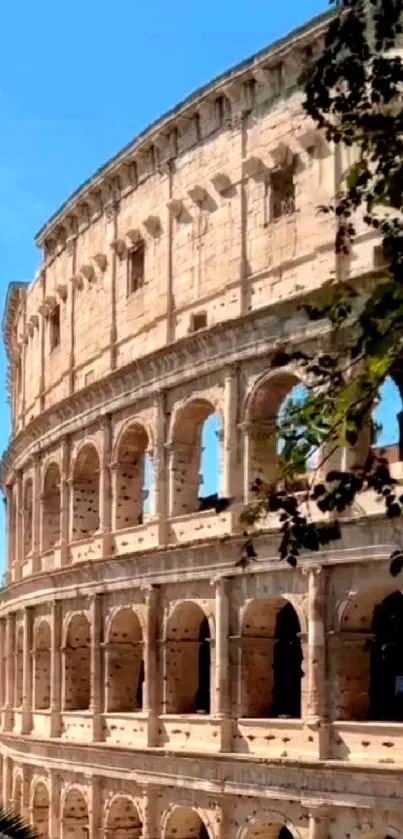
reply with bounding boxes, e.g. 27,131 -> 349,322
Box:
1,9 -> 403,839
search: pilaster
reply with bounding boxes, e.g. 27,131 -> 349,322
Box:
4,613 -> 14,730
90,593 -> 103,741
214,577 -> 232,751
222,366 -> 240,500
143,585 -> 159,746
60,436 -> 70,566
304,564 -> 329,758
50,600 -> 62,737
22,606 -> 33,734
100,414 -> 113,557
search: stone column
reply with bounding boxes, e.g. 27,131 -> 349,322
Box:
143,585 -> 159,746
32,453 -> 41,573
154,392 -> 167,543
4,613 -> 14,730
222,366 -> 239,500
0,619 -> 5,711
90,593 -> 103,741
142,787 -> 157,839
21,765 -> 31,822
15,470 -> 23,578
2,755 -> 12,808
303,803 -> 329,839
50,600 -> 62,737
304,565 -> 329,758
241,423 -> 251,503
89,777 -> 101,839
215,577 -> 232,751
60,437 -> 70,567
100,414 -> 113,557
22,607 -> 33,734
49,770 -> 61,839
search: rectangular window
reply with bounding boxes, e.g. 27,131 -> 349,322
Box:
190,311 -> 207,333
127,242 -> 145,295
270,165 -> 296,221
49,305 -> 60,352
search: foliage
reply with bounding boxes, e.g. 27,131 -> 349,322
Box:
0,809 -> 36,839
239,0 -> 403,574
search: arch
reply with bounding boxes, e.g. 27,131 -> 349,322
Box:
61,787 -> 89,839
163,806 -> 211,839
105,607 -> 144,712
33,620 -> 51,710
71,443 -> 100,541
334,587 -> 403,721
165,601 -> 212,714
23,477 -> 33,557
169,398 -> 223,516
240,598 -> 302,718
31,780 -> 50,839
244,370 -> 307,493
372,374 -> 403,463
237,812 -> 301,839
63,613 -> 91,711
104,795 -> 142,839
15,624 -> 24,708
114,421 -> 152,529
42,461 -> 61,551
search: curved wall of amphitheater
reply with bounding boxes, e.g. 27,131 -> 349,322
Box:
1,10 -> 403,839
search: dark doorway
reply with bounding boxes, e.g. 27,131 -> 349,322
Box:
271,603 -> 302,718
196,616 -> 211,713
369,591 -> 403,721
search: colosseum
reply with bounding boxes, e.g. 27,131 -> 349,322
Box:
1,8 -> 403,839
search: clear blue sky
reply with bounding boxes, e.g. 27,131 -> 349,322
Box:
0,0 -> 399,569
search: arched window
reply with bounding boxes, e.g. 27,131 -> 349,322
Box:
247,372 -> 307,494
72,444 -> 100,541
165,603 -> 211,714
32,781 -> 50,839
42,463 -> 61,552
63,615 -> 91,711
33,621 -> 51,710
105,608 -> 144,712
23,478 -> 33,557
370,591 -> 403,722
170,399 -> 222,516
372,375 -> 403,464
243,823 -> 294,839
115,424 -> 151,529
61,789 -> 89,839
240,598 -> 302,719
15,625 -> 24,708
105,797 -> 142,839
163,807 -> 209,839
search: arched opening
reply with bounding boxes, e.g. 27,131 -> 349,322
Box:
370,591 -> 403,721
32,781 -> 50,839
12,774 -> 23,816
164,808 -> 209,839
33,621 -> 51,710
23,478 -> 33,557
42,463 -> 61,551
115,423 -> 151,529
63,614 -> 91,711
247,372 -> 307,493
243,822 -> 294,839
72,444 -> 100,541
334,587 -> 403,721
106,608 -> 144,712
105,797 -> 142,839
62,789 -> 89,839
372,375 -> 403,465
170,399 -> 222,516
165,602 -> 211,714
240,598 -> 302,718
15,625 -> 24,708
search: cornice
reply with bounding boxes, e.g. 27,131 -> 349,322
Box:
34,10 -> 332,252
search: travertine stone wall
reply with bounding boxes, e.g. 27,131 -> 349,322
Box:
2,9 -> 403,839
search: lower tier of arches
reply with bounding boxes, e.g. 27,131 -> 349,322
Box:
2,745 -> 403,839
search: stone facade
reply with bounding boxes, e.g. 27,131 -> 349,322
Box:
1,9 -> 403,839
